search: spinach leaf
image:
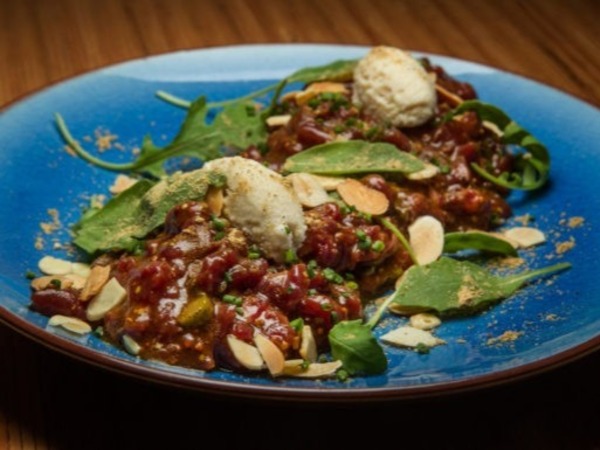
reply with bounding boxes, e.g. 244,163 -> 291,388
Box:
283,140 -> 424,175
74,169 -> 224,254
390,257 -> 570,315
56,96 -> 266,178
443,231 -> 517,256
329,320 -> 387,375
444,100 -> 550,190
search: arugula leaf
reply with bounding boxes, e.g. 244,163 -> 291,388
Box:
444,100 -> 550,190
443,231 -> 517,256
287,59 -> 357,84
156,59 -> 358,110
389,257 -> 570,315
74,169 -> 224,254
283,140 -> 424,175
329,320 -> 387,375
56,96 -> 266,178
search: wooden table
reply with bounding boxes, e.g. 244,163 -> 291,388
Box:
1,1 -> 599,448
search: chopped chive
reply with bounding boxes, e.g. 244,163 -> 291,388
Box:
49,279 -> 62,289
222,294 -> 242,306
214,230 -> 225,240
235,306 -> 245,315
301,359 -> 311,370
285,249 -> 298,264
322,268 -> 344,284
211,215 -> 226,231
346,281 -> 359,291
308,288 -> 317,296
371,240 -> 385,252
336,368 -> 349,382
415,343 -> 430,354
358,237 -> 372,250
307,260 -> 318,278
320,302 -> 333,311
289,318 -> 304,334
24,270 -> 36,280
224,271 -> 233,284
356,229 -> 367,241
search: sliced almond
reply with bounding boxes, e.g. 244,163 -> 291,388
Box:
122,334 -> 141,355
206,186 -> 224,216
435,84 -> 464,106
409,313 -> 441,330
287,173 -> 331,208
296,82 -> 348,105
64,274 -> 88,290
407,163 -> 440,181
48,315 -> 92,335
109,174 -> 138,195
503,227 -> 546,248
80,265 -> 112,301
282,359 -> 342,378
266,114 -> 291,128
299,325 -> 317,363
31,275 -> 73,291
227,335 -> 265,371
71,262 -> 91,278
38,256 -> 73,275
482,120 -> 504,137
408,215 -> 444,265
86,277 -> 126,321
309,174 -> 346,191
254,333 -> 285,376
381,326 -> 445,348
336,179 -> 389,215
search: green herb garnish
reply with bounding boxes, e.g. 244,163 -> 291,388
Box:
445,100 -> 550,191
443,231 -> 517,256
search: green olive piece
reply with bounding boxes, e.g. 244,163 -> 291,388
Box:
177,293 -> 214,328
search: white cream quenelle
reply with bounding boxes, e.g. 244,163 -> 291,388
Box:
352,46 -> 437,128
202,157 -> 307,263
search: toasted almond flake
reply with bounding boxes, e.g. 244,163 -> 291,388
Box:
435,84 -> 463,106
503,227 -> 546,248
227,335 -> 265,371
281,90 -> 301,102
282,360 -> 343,378
38,256 -> 73,275
71,262 -> 91,278
86,277 -> 126,321
409,313 -> 441,330
80,265 -> 112,301
299,325 -> 317,362
482,120 -> 504,137
336,179 -> 389,215
254,333 -> 285,376
381,326 -> 445,348
31,275 -> 73,291
287,173 -> 331,208
407,163 -> 440,181
48,315 -> 92,335
266,114 -> 291,128
308,174 -> 346,191
296,82 -> 348,105
408,215 -> 444,265
486,231 -> 520,249
206,187 -> 224,216
109,174 -> 137,195
64,274 -> 88,290
122,334 -> 141,355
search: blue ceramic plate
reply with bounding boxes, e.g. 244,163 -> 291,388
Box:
1,44 -> 599,401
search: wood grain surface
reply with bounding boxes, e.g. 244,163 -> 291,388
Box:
1,1 -> 599,449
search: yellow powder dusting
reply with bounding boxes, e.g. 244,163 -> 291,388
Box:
492,256 -> 525,270
90,194 -> 106,210
40,208 -> 61,234
95,129 -> 119,152
513,214 -> 533,226
486,330 -> 523,346
567,217 -> 584,228
457,275 -> 481,306
34,235 -> 45,250
556,237 -> 575,255
64,144 -> 77,157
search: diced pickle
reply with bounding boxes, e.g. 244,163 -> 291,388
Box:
177,293 -> 214,327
